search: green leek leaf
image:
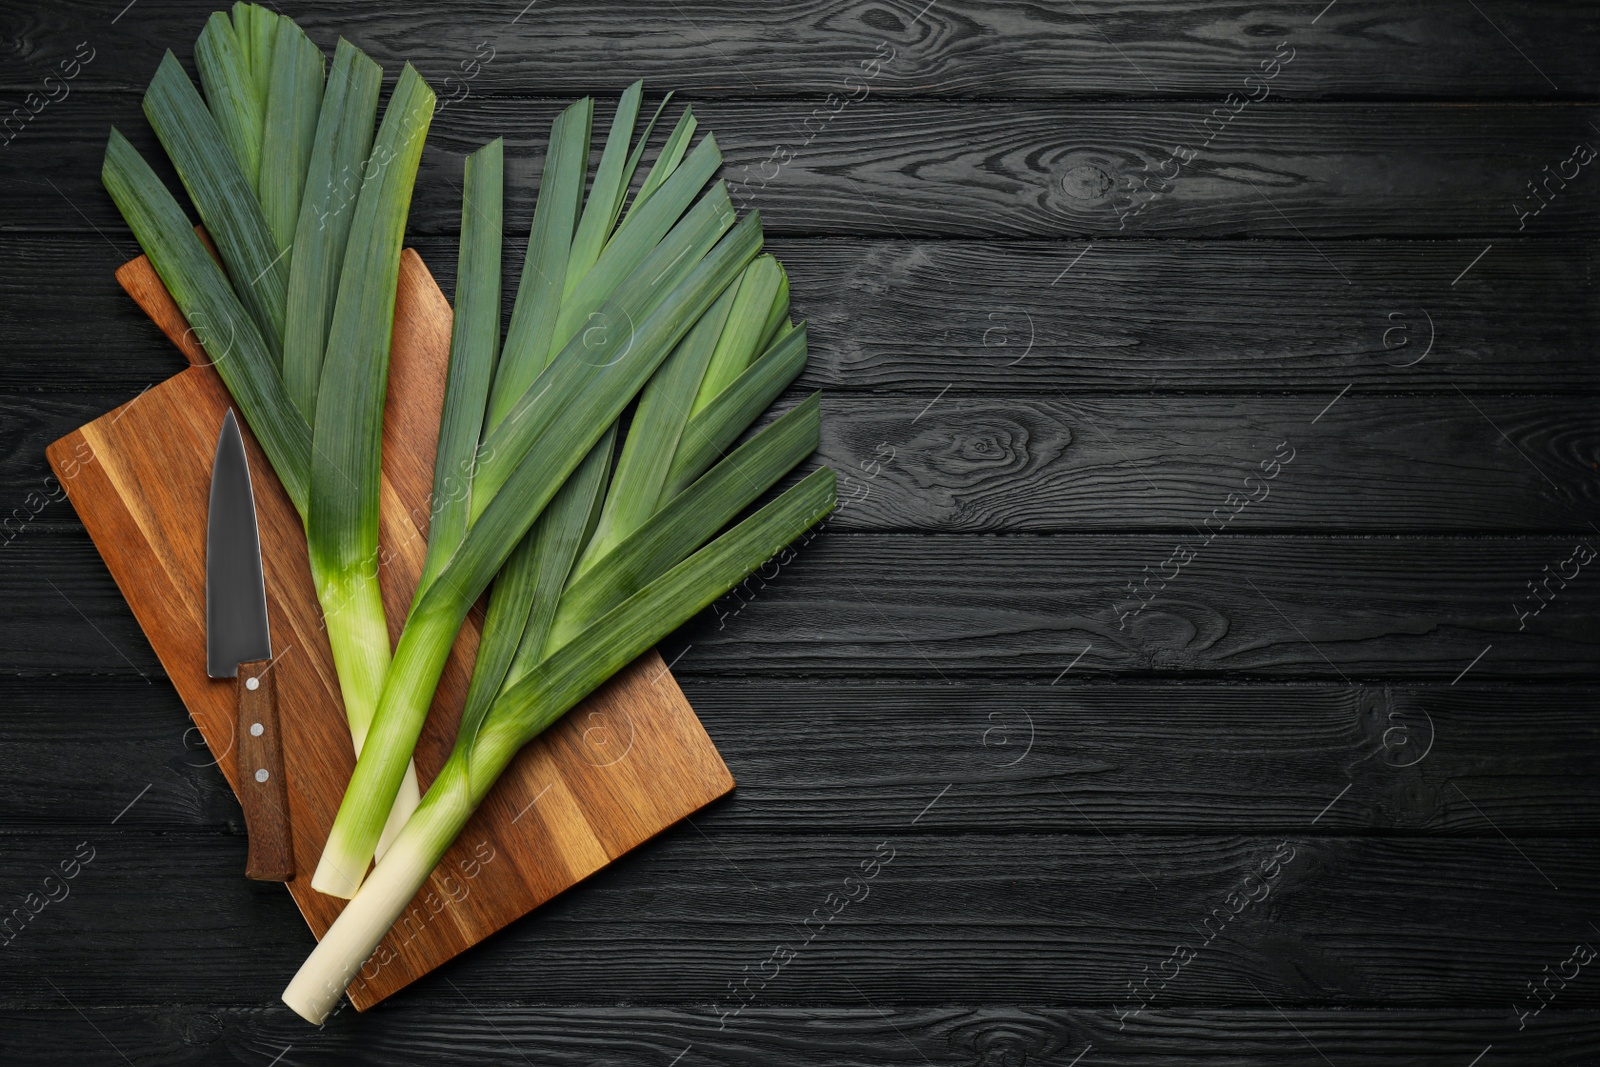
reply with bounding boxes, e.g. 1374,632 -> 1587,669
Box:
692,254 -> 786,415
550,134 -> 723,354
470,183 -> 738,520
613,92 -> 673,228
626,106 -> 696,221
143,50 -> 288,358
489,467 -> 836,758
101,129 -> 311,512
464,209 -> 762,597
485,98 -> 590,431
459,88 -> 679,767
418,137 -> 502,601
258,15 -> 325,258
457,426 -> 614,757
563,80 -> 641,296
195,12 -> 263,193
545,392 -> 820,653
245,4 -> 278,109
663,321 -> 809,498
229,3 -> 254,72
281,38 -> 383,421
574,281 -> 735,574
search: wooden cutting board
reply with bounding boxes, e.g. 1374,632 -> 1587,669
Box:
45,248 -> 734,1010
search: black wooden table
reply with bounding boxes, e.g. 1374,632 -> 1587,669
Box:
3,2 -> 1598,1063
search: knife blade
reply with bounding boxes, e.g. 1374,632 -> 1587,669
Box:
207,409 -> 294,882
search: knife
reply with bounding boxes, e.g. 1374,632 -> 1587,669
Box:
207,409 -> 294,882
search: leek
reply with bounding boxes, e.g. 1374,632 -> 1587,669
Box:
284,467 -> 836,1023
419,138 -> 503,599
311,196 -> 762,897
311,84 -> 834,900
104,13 -> 434,854
452,89 -> 680,768
455,101 -> 602,745
306,63 -> 435,857
458,88 -> 672,741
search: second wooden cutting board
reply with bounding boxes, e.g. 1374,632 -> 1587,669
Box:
46,247 -> 735,1010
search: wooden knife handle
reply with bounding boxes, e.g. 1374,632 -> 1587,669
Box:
236,659 -> 294,881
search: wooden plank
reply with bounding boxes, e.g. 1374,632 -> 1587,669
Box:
14,391 -> 1600,532
12,531 -> 1598,679
669,534 -> 1600,679
3,1005 -> 1597,1065
691,680 -> 1600,835
783,237 -> 1600,394
10,102 -> 1598,238
7,235 -> 1597,394
38,249 -> 732,1009
0,676 -> 244,830
5,676 -> 1600,835
1,830 -> 1596,1006
815,394 -> 1600,531
6,1 -> 1597,99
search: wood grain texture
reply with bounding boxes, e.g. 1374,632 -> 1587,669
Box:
3,1006 -> 1598,1067
12,530 -> 1599,679
1,830 -> 1597,1007
235,659 -> 294,882
692,680 -> 1600,835
41,250 -> 733,1009
9,101 -> 1598,239
5,1 -> 1598,99
9,235 -> 1597,394
3,1 -> 1596,1061
780,238 -> 1600,394
4,677 -> 1599,836
665,534 -> 1600,680
815,394 -> 1600,532
16,391 -> 1600,532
